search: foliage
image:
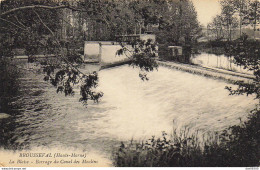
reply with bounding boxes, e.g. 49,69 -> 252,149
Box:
0,0 -> 104,106
75,0 -> 202,46
246,0 -> 260,37
117,38 -> 158,80
225,36 -> 260,100
207,0 -> 239,41
114,109 -> 260,167
208,0 -> 260,41
155,0 -> 201,46
207,15 -> 225,40
0,0 -> 163,106
148,0 -> 202,63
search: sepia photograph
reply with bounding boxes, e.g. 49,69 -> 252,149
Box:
0,0 -> 259,168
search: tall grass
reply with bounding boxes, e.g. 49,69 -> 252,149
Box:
113,109 -> 260,167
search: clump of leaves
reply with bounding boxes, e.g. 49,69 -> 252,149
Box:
225,81 -> 259,99
41,50 -> 103,106
79,71 -> 104,105
117,38 -> 158,81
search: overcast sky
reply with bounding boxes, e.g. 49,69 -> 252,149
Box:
192,0 -> 221,26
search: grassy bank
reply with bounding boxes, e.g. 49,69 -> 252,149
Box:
113,109 -> 260,167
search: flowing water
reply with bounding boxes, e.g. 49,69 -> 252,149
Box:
0,59 -> 257,164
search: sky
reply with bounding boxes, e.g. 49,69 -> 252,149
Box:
192,0 -> 222,26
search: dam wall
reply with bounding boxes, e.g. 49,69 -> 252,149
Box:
83,41 -> 131,66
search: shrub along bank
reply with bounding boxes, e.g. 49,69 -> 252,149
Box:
113,109 -> 260,167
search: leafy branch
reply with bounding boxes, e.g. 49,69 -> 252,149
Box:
225,36 -> 260,103
117,38 -> 158,81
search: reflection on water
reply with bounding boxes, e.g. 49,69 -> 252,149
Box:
0,63 -> 257,161
191,53 -> 253,75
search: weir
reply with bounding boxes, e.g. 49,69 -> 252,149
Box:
83,33 -> 157,69
12,33 -> 157,71
83,41 -> 131,69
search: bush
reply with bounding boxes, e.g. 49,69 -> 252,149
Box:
113,109 -> 260,167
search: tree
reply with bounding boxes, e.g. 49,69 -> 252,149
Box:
225,35 -> 260,102
246,0 -> 260,39
220,0 -> 239,41
155,0 -> 201,46
224,0 -> 249,37
144,0 -> 202,62
207,15 -> 225,40
0,0 -> 158,106
215,0 -> 260,101
216,0 -> 260,40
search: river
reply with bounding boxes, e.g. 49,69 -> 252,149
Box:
0,57 -> 257,165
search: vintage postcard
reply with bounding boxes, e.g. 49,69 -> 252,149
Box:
0,0 -> 259,168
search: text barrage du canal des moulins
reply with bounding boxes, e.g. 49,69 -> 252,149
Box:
19,153 -> 87,158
